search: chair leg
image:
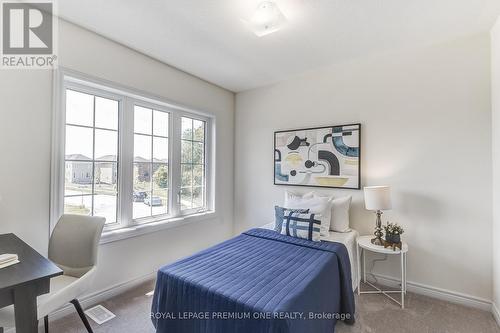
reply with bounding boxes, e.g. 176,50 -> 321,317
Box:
70,299 -> 93,333
44,315 -> 49,333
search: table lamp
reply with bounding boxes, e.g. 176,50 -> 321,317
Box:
364,186 -> 392,246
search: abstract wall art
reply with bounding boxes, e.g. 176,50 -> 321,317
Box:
274,124 -> 361,189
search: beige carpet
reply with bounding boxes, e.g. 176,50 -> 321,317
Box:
48,281 -> 499,333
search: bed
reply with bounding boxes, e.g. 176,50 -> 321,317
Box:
151,227 -> 356,333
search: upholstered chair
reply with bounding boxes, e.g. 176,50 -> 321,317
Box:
0,214 -> 105,333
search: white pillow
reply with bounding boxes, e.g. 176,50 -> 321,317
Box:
284,191 -> 332,236
306,193 -> 352,233
330,196 -> 352,232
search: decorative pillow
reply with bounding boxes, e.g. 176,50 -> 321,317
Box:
274,206 -> 309,232
281,211 -> 322,242
303,192 -> 352,233
301,192 -> 335,234
284,191 -> 332,236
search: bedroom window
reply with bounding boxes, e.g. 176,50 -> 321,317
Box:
52,70 -> 214,237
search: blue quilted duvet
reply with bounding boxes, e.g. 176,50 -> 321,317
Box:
151,228 -> 355,333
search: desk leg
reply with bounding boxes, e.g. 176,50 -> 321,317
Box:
13,284 -> 38,333
400,253 -> 405,309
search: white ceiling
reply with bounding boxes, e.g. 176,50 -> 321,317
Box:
58,0 -> 500,92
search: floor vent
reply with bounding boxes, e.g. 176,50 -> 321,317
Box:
84,305 -> 116,325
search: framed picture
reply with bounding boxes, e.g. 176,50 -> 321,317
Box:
274,123 -> 361,189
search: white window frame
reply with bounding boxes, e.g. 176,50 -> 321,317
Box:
177,112 -> 210,216
51,68 -> 216,243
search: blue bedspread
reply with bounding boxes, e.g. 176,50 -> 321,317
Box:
151,228 -> 355,333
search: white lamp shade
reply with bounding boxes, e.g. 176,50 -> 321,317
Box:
364,186 -> 392,211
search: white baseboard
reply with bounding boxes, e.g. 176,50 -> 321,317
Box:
49,271 -> 156,321
4,272 -> 156,333
66,271 -> 499,329
369,273 -> 492,312
4,269 -> 495,333
492,302 -> 500,327
45,270 -> 497,320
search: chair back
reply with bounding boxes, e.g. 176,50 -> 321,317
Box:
48,214 -> 105,277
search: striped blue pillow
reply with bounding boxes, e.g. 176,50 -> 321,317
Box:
281,211 -> 322,242
274,206 -> 309,232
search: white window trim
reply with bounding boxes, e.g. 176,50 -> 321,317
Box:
51,67 -> 216,243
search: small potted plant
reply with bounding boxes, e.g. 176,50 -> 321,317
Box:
384,222 -> 404,244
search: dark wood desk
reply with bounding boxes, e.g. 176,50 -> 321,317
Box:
0,233 -> 63,333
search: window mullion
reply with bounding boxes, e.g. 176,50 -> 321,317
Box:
118,97 -> 134,227
170,113 -> 182,217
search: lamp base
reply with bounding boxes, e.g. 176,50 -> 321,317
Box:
371,210 -> 384,246
371,237 -> 384,246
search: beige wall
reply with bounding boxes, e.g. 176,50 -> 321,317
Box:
491,16 -> 500,320
235,34 -> 492,301
0,19 -> 235,294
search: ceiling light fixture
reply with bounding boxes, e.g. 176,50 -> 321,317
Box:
248,1 -> 287,37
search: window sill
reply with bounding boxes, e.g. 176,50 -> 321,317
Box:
100,211 -> 217,244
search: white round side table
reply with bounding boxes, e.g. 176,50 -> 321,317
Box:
356,235 -> 408,308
